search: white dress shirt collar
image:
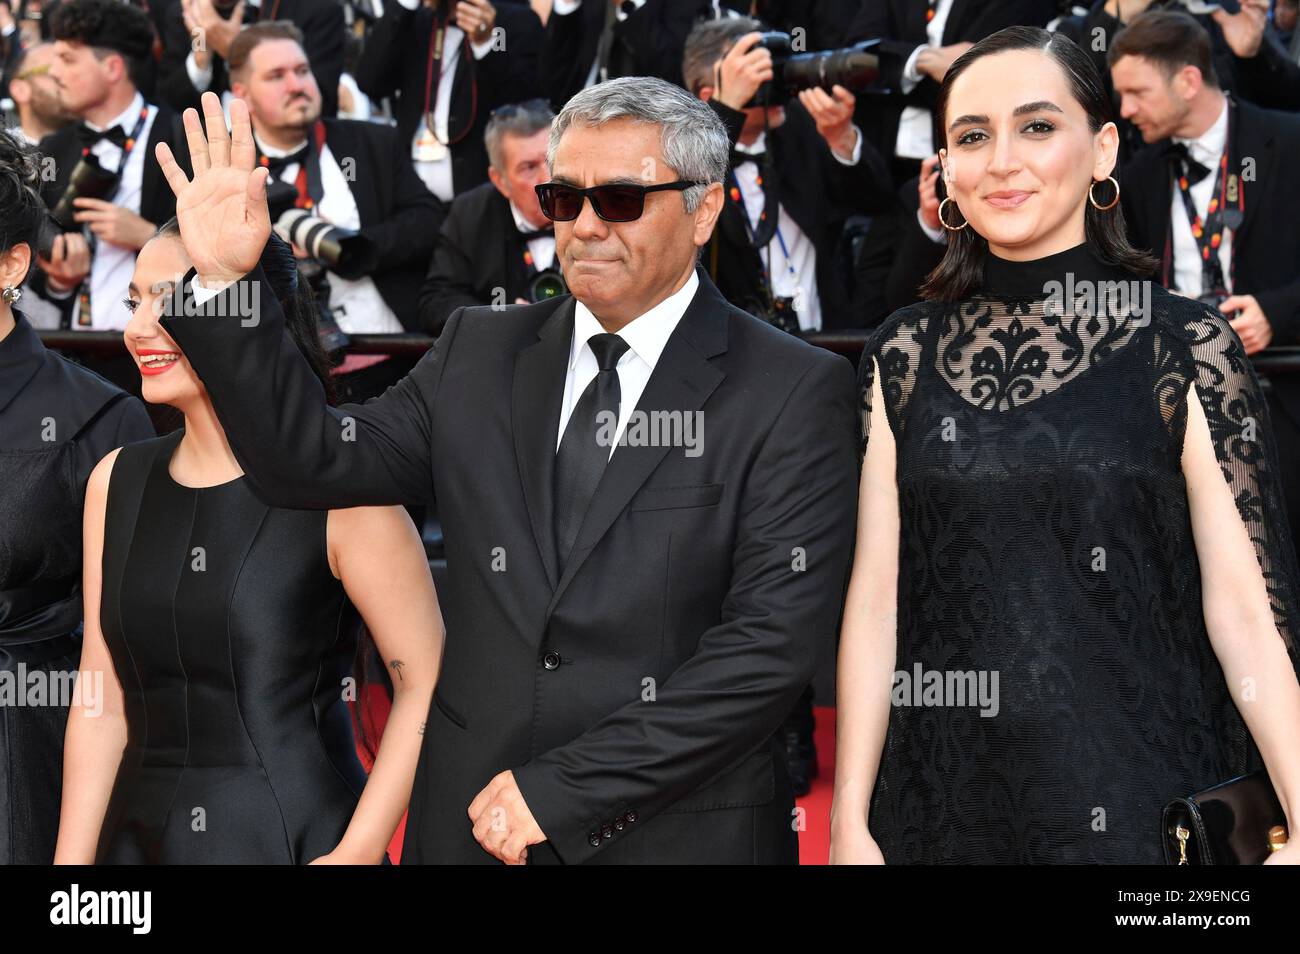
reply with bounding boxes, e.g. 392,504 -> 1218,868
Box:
509,200 -> 550,235
1174,96 -> 1228,168
254,130 -> 310,159
569,268 -> 700,373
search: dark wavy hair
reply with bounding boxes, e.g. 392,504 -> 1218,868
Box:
0,127 -> 48,284
50,0 -> 156,88
919,26 -> 1158,302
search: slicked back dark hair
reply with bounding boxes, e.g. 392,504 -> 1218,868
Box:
920,26 -> 1158,302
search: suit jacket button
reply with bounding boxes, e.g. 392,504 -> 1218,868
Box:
614,818 -> 625,831
624,810 -> 637,823
588,832 -> 601,847
541,651 -> 562,670
601,825 -> 614,839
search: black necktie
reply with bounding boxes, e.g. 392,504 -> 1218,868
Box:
76,123 -> 128,150
553,333 -> 630,571
1167,142 -> 1212,185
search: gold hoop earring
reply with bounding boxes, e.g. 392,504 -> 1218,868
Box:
1089,176 -> 1120,211
938,196 -> 968,231
1,285 -> 21,306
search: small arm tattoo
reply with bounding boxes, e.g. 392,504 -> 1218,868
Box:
389,659 -> 405,682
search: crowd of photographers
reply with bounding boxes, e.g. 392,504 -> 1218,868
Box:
4,0 -> 1300,791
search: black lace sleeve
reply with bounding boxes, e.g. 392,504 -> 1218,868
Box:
855,303 -> 930,464
1175,306 -> 1300,660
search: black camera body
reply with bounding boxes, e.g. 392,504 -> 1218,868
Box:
528,267 -> 567,303
745,34 -> 883,108
266,179 -> 379,281
36,154 -> 122,258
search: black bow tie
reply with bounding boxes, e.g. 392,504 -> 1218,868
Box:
730,147 -> 765,167
1167,142 -> 1212,186
76,123 -> 128,151
263,143 -> 311,178
518,227 -> 554,242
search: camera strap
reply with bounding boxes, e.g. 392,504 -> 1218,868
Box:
257,120 -> 327,211
421,7 -> 478,148
1166,99 -> 1243,299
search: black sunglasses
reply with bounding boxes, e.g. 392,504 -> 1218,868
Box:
535,180 -> 704,223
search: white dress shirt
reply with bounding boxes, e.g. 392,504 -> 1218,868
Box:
895,0 -> 954,161
77,92 -> 158,331
397,0 -> 495,202
1170,97 -> 1233,299
557,268 -> 698,459
729,129 -> 863,331
511,201 -> 556,272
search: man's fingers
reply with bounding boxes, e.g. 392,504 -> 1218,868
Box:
246,165 -> 270,210
229,97 -> 256,170
155,141 -> 192,198
202,91 -> 230,168
182,108 -> 210,177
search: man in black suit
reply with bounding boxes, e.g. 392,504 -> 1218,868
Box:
686,19 -> 894,333
354,0 -> 542,203
540,0 -> 703,108
229,21 -> 442,400
155,77 -> 858,864
419,97 -> 556,334
158,0 -> 344,116
33,0 -> 190,335
1109,10 -> 1300,549
845,0 -> 1056,187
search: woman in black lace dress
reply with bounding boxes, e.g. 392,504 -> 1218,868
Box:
831,27 -> 1300,864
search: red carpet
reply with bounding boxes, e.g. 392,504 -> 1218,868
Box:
355,691 -> 835,865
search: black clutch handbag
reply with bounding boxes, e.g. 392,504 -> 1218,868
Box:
1162,771 -> 1288,864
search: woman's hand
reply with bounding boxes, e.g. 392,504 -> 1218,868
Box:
154,92 -> 271,290
1264,838 -> 1298,864
309,843 -> 387,865
828,818 -> 885,865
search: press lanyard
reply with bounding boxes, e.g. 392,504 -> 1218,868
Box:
421,9 -> 478,147
1171,102 -> 1244,297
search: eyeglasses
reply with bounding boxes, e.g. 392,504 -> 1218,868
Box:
535,180 -> 704,223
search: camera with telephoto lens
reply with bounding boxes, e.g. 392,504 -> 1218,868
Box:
745,33 -> 883,108
528,267 -> 567,303
36,154 -> 121,258
265,179 -> 379,280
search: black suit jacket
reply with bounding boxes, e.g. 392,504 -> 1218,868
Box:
157,0 -> 344,117
540,0 -> 700,109
160,265 -> 859,864
708,100 -> 894,330
846,0 -> 1055,157
418,181 -> 539,334
311,117 -> 445,329
354,0 -> 542,197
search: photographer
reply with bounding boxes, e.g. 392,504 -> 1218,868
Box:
418,98 -> 555,335
686,20 -> 893,334
158,0 -> 345,116
33,0 -> 189,332
354,0 -> 543,203
230,22 -> 444,397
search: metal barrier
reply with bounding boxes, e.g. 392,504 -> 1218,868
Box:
37,329 -> 1300,375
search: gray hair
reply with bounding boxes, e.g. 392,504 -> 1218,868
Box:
484,98 -> 555,172
547,76 -> 728,213
682,16 -> 761,95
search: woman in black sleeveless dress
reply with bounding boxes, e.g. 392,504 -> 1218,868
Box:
0,131 -> 154,864
55,223 -> 444,864
831,28 -> 1300,864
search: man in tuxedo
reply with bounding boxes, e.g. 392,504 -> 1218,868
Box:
845,0 -> 1056,187
229,21 -> 442,399
685,19 -> 894,334
354,0 -> 542,203
155,77 -> 858,864
33,0 -> 190,334
158,0 -> 345,116
540,0 -> 704,108
1109,9 -> 1300,551
418,97 -> 555,334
